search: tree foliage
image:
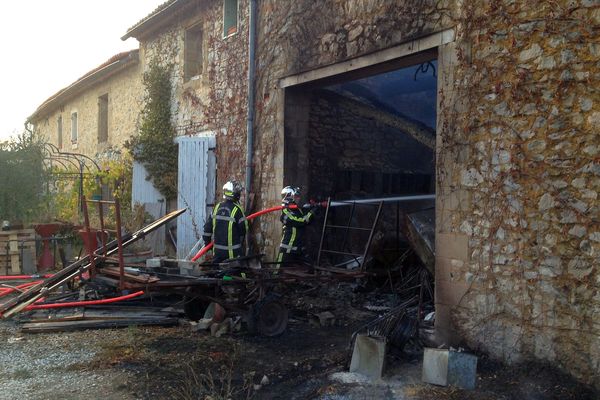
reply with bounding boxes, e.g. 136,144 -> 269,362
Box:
0,131 -> 49,222
125,60 -> 178,199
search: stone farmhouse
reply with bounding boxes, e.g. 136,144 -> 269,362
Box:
33,0 -> 600,388
28,50 -> 142,159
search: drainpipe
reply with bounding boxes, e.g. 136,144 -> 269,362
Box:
245,0 -> 257,211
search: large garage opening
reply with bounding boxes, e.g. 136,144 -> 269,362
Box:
283,49 -> 437,272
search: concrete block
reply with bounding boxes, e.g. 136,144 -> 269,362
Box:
349,334 -> 387,380
178,260 -> 196,276
146,258 -> 163,268
422,348 -> 477,389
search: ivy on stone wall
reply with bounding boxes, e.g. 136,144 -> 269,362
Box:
125,59 -> 178,200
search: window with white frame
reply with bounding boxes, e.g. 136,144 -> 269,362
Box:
71,112 -> 78,143
223,0 -> 238,37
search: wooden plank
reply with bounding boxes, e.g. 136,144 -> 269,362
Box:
314,265 -> 366,276
9,235 -> 18,252
20,317 -> 179,333
282,269 -> 315,278
83,310 -> 176,320
0,230 -> 35,276
23,309 -> 173,323
22,308 -> 85,323
0,240 -> 35,246
98,266 -> 160,283
10,254 -> 21,274
0,229 -> 35,236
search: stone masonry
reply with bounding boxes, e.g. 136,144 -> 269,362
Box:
125,0 -> 600,387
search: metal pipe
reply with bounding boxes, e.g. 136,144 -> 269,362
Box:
329,194 -> 435,207
245,0 -> 257,210
190,194 -> 433,262
114,198 -> 126,291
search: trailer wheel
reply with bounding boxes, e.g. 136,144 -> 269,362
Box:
248,295 -> 288,337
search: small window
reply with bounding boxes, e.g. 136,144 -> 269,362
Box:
57,116 -> 63,149
71,112 -> 78,143
223,0 -> 238,37
184,23 -> 203,81
98,94 -> 108,143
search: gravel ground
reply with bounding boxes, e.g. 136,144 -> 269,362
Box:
0,320 -> 134,400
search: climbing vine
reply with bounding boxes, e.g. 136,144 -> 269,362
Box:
125,59 -> 178,199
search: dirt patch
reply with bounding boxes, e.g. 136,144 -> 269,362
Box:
81,321 -> 354,399
73,320 -> 597,400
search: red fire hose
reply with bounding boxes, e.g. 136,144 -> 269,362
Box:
191,204 -> 300,262
23,290 -> 145,311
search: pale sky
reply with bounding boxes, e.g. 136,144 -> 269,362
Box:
0,0 -> 166,141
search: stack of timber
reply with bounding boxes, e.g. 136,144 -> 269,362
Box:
19,305 -> 180,333
0,229 -> 35,275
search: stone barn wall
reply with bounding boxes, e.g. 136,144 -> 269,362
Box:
251,0 -> 599,387
307,90 -> 435,198
135,0 -> 598,387
434,0 -> 600,387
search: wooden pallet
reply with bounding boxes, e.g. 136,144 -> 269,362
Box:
0,229 -> 36,275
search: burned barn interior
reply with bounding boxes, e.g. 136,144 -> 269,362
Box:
284,53 -> 438,274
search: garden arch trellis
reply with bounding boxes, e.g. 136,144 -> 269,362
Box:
42,143 -> 101,213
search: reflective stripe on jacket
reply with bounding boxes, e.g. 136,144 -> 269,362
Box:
203,199 -> 248,260
279,206 -> 313,254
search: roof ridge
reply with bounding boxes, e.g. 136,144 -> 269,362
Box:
29,49 -> 140,121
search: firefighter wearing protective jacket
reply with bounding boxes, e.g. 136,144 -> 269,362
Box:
276,186 -> 318,267
202,180 -> 248,263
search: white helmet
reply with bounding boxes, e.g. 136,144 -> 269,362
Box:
281,186 -> 300,205
223,180 -> 242,201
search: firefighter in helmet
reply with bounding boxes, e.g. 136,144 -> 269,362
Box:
202,180 -> 248,263
276,186 -> 318,268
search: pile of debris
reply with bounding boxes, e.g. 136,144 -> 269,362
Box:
0,209 -> 187,330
